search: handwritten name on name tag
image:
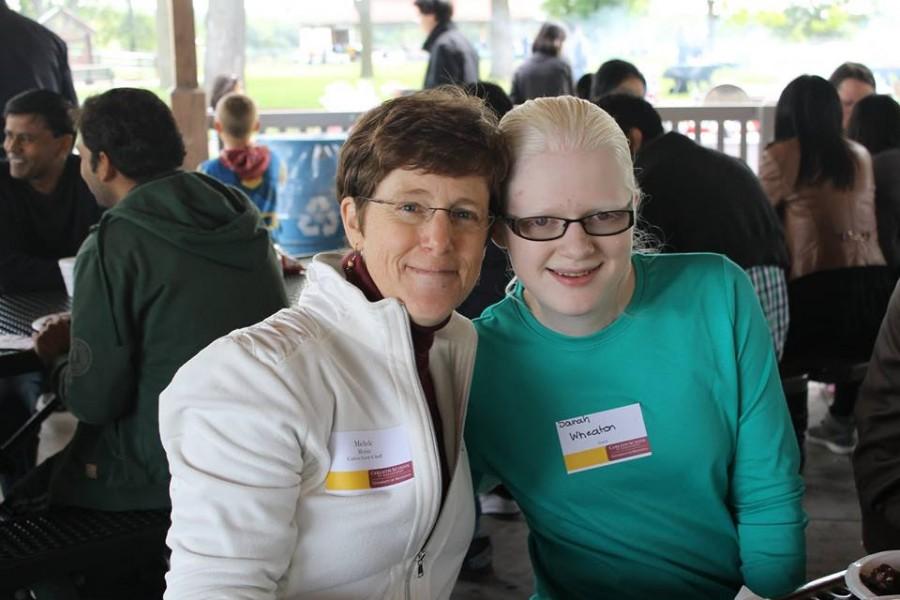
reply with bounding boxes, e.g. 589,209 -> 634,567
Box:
556,403 -> 652,474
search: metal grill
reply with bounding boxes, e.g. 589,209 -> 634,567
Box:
0,508 -> 169,559
0,292 -> 70,336
776,571 -> 857,599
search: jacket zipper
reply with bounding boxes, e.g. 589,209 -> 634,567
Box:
398,309 -> 443,597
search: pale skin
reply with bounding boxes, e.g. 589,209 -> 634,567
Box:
837,78 -> 875,130
418,10 -> 438,35
611,76 -> 646,99
32,144 -> 137,366
214,119 -> 259,151
495,149 -> 636,337
340,168 -> 491,327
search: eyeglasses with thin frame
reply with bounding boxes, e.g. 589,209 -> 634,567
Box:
357,197 -> 494,233
502,206 -> 635,241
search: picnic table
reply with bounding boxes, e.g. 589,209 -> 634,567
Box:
0,291 -> 69,378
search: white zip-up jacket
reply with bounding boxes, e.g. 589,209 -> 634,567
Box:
159,253 -> 477,599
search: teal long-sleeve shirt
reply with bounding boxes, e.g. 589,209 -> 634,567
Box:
466,253 -> 806,600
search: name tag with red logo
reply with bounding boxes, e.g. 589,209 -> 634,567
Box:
325,425 -> 414,494
556,403 -> 652,474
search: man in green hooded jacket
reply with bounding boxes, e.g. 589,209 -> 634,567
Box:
4,88 -> 288,513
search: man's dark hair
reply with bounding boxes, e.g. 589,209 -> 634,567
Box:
576,73 -> 593,100
592,59 -> 646,100
413,0 -> 453,23
828,62 -> 876,89
848,94 -> 900,156
3,89 -> 75,137
463,81 -> 513,119
596,93 -> 664,145
774,74 -> 855,190
532,22 -> 566,57
79,88 -> 186,183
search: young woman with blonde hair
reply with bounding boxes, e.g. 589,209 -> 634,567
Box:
465,96 -> 806,600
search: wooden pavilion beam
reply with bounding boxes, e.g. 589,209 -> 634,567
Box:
169,0 -> 207,169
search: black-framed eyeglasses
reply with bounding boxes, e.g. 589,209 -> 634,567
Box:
502,208 -> 635,241
357,197 -> 494,233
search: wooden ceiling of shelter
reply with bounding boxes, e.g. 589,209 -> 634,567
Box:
296,0 -> 545,26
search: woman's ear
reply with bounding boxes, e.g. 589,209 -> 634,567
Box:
340,197 -> 363,250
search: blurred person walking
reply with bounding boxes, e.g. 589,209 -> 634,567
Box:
509,23 -> 574,104
415,0 -> 479,89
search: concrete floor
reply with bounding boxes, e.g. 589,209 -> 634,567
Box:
451,382 -> 866,599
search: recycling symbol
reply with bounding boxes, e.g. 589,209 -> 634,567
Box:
298,195 -> 340,237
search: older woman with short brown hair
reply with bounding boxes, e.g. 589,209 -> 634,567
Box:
158,87 -> 508,599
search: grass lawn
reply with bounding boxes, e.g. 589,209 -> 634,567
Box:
245,61 -> 427,109
73,59 -> 505,110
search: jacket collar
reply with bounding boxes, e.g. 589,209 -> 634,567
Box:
422,21 -> 453,53
304,252 -> 462,342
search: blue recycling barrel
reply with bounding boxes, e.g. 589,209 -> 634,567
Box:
260,134 -> 347,256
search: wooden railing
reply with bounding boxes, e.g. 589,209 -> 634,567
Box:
237,103 -> 776,173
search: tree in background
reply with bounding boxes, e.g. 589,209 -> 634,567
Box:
156,0 -> 173,89
354,0 -> 373,79
15,0 -> 46,17
727,1 -> 865,41
491,0 -> 513,81
542,0 -> 640,19
204,0 -> 245,95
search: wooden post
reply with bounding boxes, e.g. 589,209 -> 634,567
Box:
169,0 -> 207,170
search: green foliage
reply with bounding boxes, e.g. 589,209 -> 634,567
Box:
247,19 -> 298,53
726,2 -> 866,41
541,0 -> 633,19
75,5 -> 156,51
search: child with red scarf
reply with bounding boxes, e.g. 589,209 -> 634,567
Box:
200,92 -> 285,230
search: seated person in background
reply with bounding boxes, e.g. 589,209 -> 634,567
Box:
466,96 -> 805,600
0,90 -> 100,495
599,93 -> 790,358
828,61 -> 876,131
575,72 -> 593,99
848,94 -> 900,275
458,81 -> 513,319
854,279 -> 900,553
591,58 -> 646,100
0,89 -> 100,293
199,92 -> 284,230
761,75 -> 893,455
208,73 -> 241,112
1,88 -> 287,516
509,22 -> 574,104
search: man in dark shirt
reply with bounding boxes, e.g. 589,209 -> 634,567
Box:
414,0 -> 479,89
598,93 -> 790,358
0,90 -> 98,496
0,89 -> 100,294
0,1 -> 77,111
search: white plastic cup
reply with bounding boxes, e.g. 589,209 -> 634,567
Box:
58,257 -> 76,297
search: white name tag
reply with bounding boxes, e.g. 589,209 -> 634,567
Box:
326,425 -> 414,494
556,403 -> 652,474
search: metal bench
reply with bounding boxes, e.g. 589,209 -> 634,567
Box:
0,506 -> 169,596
